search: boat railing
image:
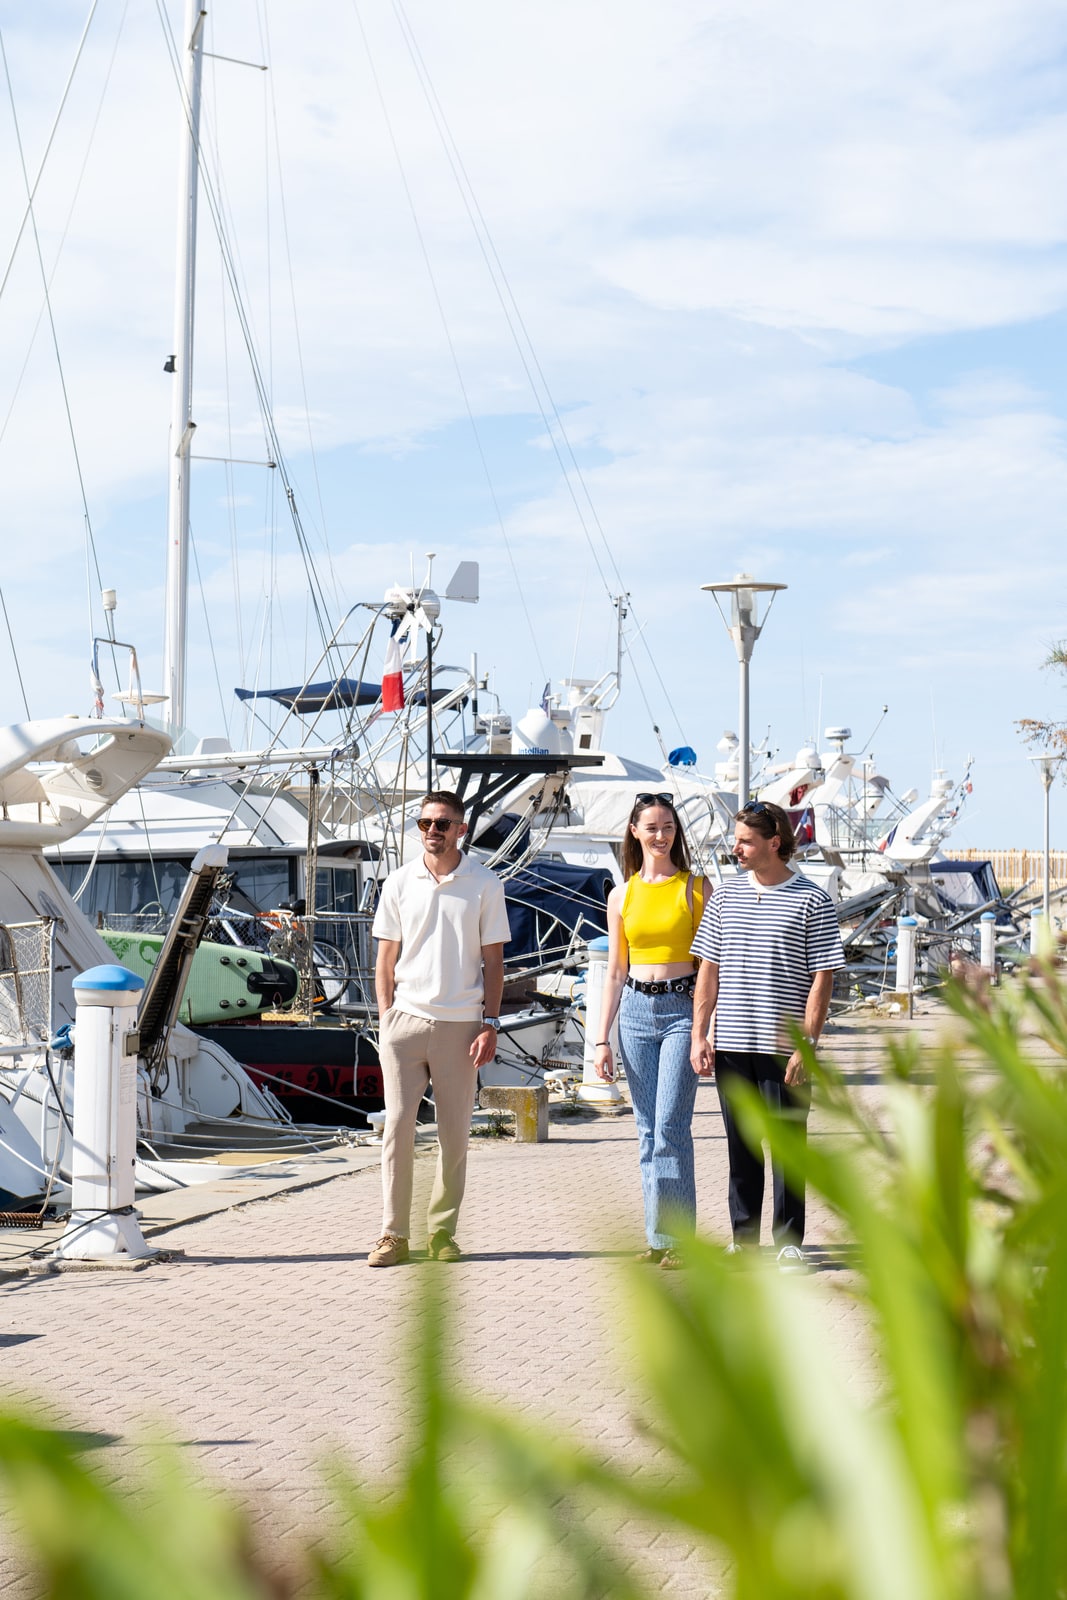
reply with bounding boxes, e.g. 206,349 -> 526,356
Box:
0,919 -> 55,1050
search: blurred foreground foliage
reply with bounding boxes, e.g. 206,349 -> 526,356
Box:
3,974 -> 1067,1596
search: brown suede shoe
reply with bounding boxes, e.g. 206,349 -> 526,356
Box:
367,1233 -> 410,1267
635,1248 -> 665,1264
428,1230 -> 462,1262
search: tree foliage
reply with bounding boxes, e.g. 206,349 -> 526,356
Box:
1018,640 -> 1067,756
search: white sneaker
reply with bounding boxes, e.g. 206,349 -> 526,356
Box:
776,1244 -> 807,1273
724,1241 -> 745,1256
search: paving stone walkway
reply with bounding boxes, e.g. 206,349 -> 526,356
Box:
0,1012 -> 912,1595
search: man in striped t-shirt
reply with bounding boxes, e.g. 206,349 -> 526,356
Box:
690,801 -> 844,1268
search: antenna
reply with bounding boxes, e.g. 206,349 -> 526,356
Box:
856,704 -> 889,756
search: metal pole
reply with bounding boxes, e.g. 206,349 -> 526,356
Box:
425,625 -> 434,794
1044,773 -> 1052,926
162,1 -> 207,735
738,656 -> 750,807
304,766 -> 320,1027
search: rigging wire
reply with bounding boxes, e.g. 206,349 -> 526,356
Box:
350,0 -> 548,681
0,586 -> 31,718
0,23 -> 104,665
0,2 -> 100,311
391,0 -> 615,597
190,525 -> 232,732
389,2 -> 693,750
256,0 -> 336,602
153,1 -> 336,665
0,0 -> 127,476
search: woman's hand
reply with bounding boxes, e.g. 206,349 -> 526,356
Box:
594,1042 -> 615,1082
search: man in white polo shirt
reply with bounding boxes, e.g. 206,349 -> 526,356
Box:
367,790 -> 511,1267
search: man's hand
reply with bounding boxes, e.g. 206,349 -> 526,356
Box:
470,1026 -> 497,1070
691,1034 -> 715,1077
784,1048 -> 807,1087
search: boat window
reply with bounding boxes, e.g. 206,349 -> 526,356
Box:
50,858 -> 191,921
315,867 -> 358,915
226,859 -> 294,914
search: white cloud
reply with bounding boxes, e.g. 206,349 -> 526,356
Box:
0,1 -> 1066,840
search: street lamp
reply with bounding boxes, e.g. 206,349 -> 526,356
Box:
1029,750 -> 1063,928
701,573 -> 787,806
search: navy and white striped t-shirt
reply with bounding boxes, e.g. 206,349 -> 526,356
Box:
691,870 -> 845,1054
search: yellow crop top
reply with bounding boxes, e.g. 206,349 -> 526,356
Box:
620,871 -> 704,964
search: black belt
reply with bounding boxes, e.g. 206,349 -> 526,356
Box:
625,974 -> 696,996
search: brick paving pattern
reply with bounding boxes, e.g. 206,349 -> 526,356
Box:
0,1017 -> 903,1594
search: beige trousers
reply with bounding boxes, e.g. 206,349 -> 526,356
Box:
378,1007 -> 481,1240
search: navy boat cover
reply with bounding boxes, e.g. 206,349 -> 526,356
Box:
930,859 -> 1012,925
503,858 -> 612,968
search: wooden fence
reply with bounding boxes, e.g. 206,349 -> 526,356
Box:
944,849 -> 1067,892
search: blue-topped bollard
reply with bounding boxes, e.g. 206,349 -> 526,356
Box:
53,965 -> 158,1262
579,935 -> 623,1104
1030,909 -> 1048,958
979,911 -> 997,976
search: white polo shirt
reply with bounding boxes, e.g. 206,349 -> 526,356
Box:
372,852 -> 512,1023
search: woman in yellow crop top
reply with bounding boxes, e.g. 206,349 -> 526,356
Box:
594,793 -> 713,1266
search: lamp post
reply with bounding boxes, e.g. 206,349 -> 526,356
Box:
1030,750 -> 1063,929
701,574 -> 787,806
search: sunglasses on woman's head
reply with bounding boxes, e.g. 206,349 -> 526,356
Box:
417,816 -> 458,834
635,792 -> 675,807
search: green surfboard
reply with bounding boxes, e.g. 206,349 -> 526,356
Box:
101,931 -> 299,1025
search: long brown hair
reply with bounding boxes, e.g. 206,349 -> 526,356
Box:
622,794 -> 691,878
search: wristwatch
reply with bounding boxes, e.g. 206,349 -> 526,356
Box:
483,1015 -> 501,1029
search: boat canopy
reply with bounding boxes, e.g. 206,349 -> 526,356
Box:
930,859 -> 1012,925
235,679 -> 382,712
503,859 -> 612,968
233,680 -> 465,712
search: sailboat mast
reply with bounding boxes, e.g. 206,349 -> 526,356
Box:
162,0 -> 207,735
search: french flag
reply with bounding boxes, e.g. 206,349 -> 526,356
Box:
382,616 -> 405,712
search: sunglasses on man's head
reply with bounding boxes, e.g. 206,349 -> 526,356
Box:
417,816 -> 459,834
635,792 -> 675,808
739,800 -> 778,832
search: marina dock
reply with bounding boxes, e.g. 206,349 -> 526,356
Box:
0,1001 -> 999,1593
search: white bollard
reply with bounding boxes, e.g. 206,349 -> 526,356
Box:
979,912 -> 997,976
1030,910 -> 1048,958
894,916 -> 918,1013
578,938 -> 623,1105
53,964 -> 158,1262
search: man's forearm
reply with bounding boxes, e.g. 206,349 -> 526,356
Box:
692,962 -> 719,1039
804,969 -> 835,1042
375,942 -> 399,1014
481,946 -> 504,1017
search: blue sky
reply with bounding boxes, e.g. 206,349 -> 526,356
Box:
2,1 -> 1067,846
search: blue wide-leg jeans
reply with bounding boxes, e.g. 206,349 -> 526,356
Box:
619,986 -> 698,1249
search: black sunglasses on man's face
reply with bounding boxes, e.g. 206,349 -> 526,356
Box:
417,816 -> 459,834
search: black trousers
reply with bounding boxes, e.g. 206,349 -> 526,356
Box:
715,1050 -> 811,1247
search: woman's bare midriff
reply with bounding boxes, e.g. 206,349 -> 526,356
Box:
628,961 -> 697,983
